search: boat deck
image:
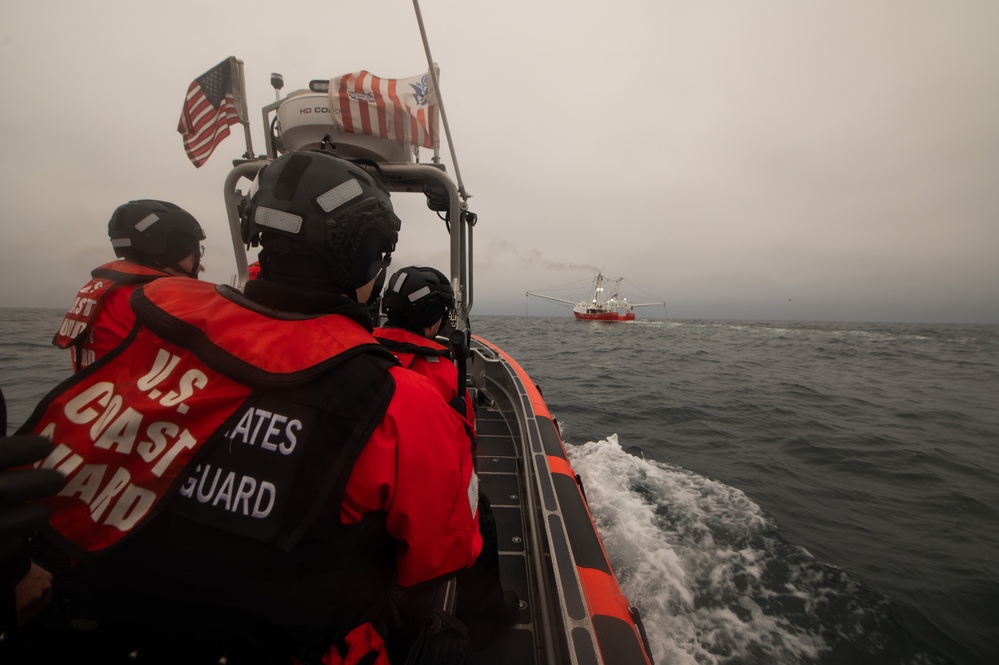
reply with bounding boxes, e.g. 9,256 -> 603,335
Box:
473,400 -> 536,663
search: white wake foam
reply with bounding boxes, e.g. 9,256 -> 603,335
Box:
567,434 -> 829,664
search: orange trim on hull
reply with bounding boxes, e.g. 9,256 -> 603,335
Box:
578,566 -> 641,633
547,454 -> 575,479
473,335 -> 553,420
578,568 -> 653,665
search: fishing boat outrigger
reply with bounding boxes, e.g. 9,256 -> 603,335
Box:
212,9 -> 655,664
527,273 -> 666,322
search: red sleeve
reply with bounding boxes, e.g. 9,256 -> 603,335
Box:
341,366 -> 482,587
412,357 -> 476,434
87,285 -> 139,361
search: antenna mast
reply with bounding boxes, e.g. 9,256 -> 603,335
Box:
412,0 -> 469,203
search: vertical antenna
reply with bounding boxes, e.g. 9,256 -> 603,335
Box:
412,0 -> 468,203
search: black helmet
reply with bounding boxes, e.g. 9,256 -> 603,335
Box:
382,266 -> 454,332
242,151 -> 401,297
109,200 -> 205,276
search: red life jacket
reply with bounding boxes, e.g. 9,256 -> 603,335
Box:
26,278 -> 394,556
374,326 -> 475,428
52,260 -> 170,371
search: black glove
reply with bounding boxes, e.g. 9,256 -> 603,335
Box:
0,436 -> 64,561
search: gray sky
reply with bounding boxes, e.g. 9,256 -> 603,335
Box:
2,1 -> 997,323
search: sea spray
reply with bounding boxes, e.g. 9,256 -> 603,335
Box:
566,434 -> 948,664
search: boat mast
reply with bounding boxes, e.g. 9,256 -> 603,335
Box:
412,0 -> 473,311
412,0 -> 468,203
594,272 -> 606,308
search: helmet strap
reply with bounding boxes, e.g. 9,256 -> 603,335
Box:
180,250 -> 202,279
129,246 -> 201,279
367,266 -> 388,306
160,251 -> 201,279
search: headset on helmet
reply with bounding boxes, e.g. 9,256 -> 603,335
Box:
242,151 -> 401,297
108,200 -> 205,277
382,266 -> 455,332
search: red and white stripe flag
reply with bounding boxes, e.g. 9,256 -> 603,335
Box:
178,57 -> 242,168
329,70 -> 439,150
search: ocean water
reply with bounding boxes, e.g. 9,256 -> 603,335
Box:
2,308 -> 997,664
470,316 -> 998,665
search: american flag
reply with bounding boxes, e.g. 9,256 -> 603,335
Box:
178,58 -> 241,167
330,70 -> 439,150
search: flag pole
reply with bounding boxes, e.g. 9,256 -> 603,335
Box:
412,0 -> 468,203
232,58 -> 254,159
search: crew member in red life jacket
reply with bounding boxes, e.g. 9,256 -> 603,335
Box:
17,150 -> 481,665
374,268 -> 519,649
374,266 -> 475,428
52,200 -> 206,372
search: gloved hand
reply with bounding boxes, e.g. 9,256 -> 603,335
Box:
0,436 -> 64,561
1,435 -> 62,634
